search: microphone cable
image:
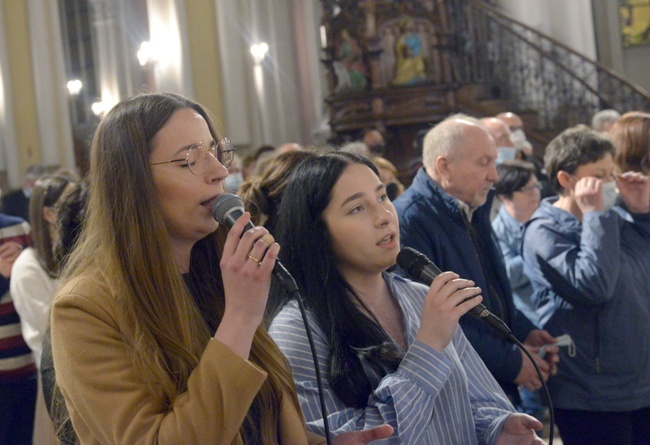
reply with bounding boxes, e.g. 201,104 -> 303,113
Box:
212,194 -> 332,444
292,288 -> 332,445
397,247 -> 554,444
508,334 -> 554,445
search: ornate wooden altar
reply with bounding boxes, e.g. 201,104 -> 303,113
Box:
320,0 -> 459,176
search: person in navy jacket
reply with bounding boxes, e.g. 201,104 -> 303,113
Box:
394,114 -> 558,404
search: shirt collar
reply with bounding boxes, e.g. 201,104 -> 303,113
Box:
456,198 -> 477,222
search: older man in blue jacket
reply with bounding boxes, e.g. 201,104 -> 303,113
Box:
394,114 -> 558,404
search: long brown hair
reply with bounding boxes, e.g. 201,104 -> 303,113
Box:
238,150 -> 316,234
609,111 -> 650,174
61,93 -> 299,443
29,174 -> 73,276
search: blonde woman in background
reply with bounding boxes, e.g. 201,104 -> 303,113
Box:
373,157 -> 404,200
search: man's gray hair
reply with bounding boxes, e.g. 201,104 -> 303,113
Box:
591,109 -> 621,132
422,113 -> 481,171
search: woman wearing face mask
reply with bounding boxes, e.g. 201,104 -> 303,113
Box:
522,126 -> 650,445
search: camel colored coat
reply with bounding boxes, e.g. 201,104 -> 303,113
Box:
51,274 -> 322,444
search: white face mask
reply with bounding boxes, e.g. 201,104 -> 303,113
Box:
510,129 -> 527,149
601,181 -> 618,210
224,172 -> 243,194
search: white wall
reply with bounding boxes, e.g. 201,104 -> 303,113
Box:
498,0 -> 596,59
214,0 -> 317,150
0,4 -> 19,184
27,0 -> 75,171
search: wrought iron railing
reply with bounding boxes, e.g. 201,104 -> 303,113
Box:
451,0 -> 650,129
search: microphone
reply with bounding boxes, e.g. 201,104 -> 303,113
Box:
214,193 -> 334,443
396,247 -> 511,337
212,193 -> 298,294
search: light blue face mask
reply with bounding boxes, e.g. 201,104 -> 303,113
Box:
601,181 -> 618,210
224,172 -> 243,194
496,147 -> 517,165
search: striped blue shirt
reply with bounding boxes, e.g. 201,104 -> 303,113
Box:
269,273 -> 516,444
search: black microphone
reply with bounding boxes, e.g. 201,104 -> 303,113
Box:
396,247 -> 511,337
212,193 -> 298,294
214,193 -> 334,444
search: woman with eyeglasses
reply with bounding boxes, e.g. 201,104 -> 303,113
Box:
491,161 -> 541,326
10,173 -> 74,443
50,93 -> 391,444
522,126 -> 650,445
491,161 -> 545,425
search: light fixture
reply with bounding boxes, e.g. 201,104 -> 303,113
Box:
91,101 -> 107,116
67,79 -> 83,96
137,41 -> 157,67
250,42 -> 269,64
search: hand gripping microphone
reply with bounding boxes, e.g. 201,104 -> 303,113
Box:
396,247 -> 511,337
213,193 -> 334,444
212,193 -> 298,294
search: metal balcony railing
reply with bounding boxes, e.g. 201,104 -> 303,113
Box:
451,0 -> 650,129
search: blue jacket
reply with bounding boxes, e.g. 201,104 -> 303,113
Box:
394,169 -> 536,399
491,206 -> 538,326
522,198 -> 650,411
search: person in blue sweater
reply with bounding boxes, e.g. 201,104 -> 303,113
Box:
393,114 -> 558,405
491,160 -> 545,423
522,126 -> 650,445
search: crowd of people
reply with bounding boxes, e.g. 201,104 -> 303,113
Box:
1,92 -> 648,445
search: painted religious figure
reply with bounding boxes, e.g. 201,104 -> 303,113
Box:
334,29 -> 369,92
391,16 -> 427,86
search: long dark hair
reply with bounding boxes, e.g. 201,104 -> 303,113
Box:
274,151 -> 403,408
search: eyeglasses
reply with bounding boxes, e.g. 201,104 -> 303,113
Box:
516,183 -> 542,194
150,137 -> 236,175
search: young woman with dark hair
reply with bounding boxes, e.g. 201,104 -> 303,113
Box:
270,151 -> 545,444
49,93 -> 390,445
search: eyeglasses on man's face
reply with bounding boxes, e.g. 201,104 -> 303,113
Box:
150,137 -> 235,175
